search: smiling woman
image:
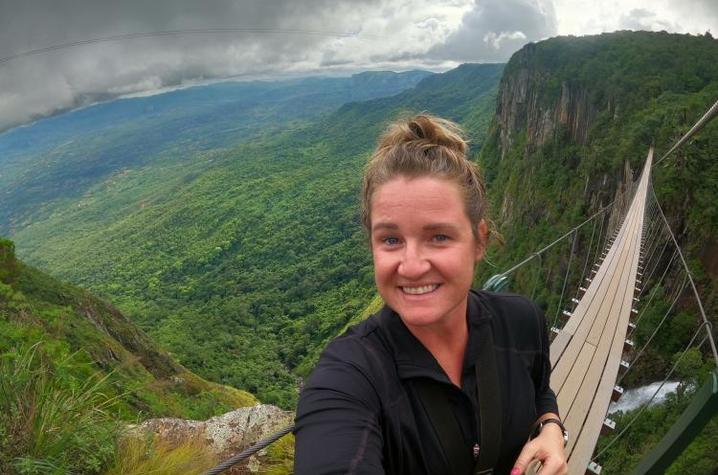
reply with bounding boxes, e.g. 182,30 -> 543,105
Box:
294,115 -> 568,474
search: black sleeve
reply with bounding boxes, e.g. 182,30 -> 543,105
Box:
294,338 -> 385,475
531,302 -> 559,417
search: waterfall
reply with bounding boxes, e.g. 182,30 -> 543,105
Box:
608,381 -> 681,414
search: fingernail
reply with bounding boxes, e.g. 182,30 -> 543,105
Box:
511,469 -> 521,475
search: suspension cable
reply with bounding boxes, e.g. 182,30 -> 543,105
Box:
574,218 -> 598,303
654,98 -> 718,167
501,202 -> 614,277
634,249 -> 678,328
651,187 -> 718,367
593,325 -> 709,462
203,424 -> 294,475
618,273 -> 688,385
552,229 -> 578,328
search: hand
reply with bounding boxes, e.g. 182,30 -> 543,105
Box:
511,423 -> 568,475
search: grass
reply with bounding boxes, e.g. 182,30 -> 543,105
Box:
0,342 -> 119,474
104,435 -> 217,475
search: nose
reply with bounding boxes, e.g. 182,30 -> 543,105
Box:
398,242 -> 430,279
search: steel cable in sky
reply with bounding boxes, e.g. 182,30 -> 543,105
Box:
0,27 -> 379,66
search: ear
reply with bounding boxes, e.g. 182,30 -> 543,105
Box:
475,219 -> 489,261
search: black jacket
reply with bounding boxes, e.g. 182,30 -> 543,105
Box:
294,290 -> 558,474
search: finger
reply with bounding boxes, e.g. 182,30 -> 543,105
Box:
526,459 -> 542,475
535,456 -> 568,475
511,442 -> 537,475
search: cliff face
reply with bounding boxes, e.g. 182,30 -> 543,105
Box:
496,43 -> 597,159
478,30 -> 718,318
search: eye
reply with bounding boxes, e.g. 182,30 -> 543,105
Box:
433,234 -> 450,242
382,236 -> 401,246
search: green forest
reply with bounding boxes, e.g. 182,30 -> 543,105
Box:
1,30 -> 718,474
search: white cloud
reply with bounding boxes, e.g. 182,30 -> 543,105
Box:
483,31 -> 527,50
552,0 -> 717,36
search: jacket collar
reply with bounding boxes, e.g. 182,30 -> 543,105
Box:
377,290 -> 493,384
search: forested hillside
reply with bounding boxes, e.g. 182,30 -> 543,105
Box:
2,29 -> 717,473
0,238 -> 257,472
474,31 -> 718,473
3,64 -> 504,406
0,70 -> 430,235
476,31 -> 718,369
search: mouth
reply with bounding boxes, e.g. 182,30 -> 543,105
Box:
400,284 -> 440,295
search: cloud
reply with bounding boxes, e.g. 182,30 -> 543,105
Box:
1,0 -> 715,132
428,0 -> 557,62
483,31 -> 528,50
0,0 -> 472,131
619,8 -> 677,32
552,0 -> 718,36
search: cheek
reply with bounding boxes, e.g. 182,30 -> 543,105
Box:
372,251 -> 393,280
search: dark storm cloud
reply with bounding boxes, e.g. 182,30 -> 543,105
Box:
0,0 -> 393,130
428,0 -> 557,62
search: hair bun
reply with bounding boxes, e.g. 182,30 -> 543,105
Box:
382,114 -> 468,156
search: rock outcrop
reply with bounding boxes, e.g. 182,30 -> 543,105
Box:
130,404 -> 293,474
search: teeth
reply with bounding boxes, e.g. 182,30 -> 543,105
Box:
402,284 -> 438,295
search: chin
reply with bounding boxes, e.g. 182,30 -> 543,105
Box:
394,307 -> 445,328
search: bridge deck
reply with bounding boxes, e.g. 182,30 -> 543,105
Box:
550,149 -> 653,473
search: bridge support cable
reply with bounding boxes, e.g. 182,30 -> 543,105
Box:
654,97 -> 718,167
592,326 -> 710,464
632,250 -> 679,330
497,203 -> 614,279
638,237 -> 671,301
552,230 -> 578,329
637,203 -> 668,285
617,273 -> 688,386
203,424 -> 294,475
650,187 -> 718,367
573,218 -> 598,304
630,368 -> 718,475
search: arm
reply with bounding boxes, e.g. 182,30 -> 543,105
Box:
512,304 -> 567,475
294,342 -> 385,475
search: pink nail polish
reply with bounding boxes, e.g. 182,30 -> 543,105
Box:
511,468 -> 521,475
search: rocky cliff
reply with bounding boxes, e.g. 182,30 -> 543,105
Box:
478,30 -> 718,359
496,42 -> 597,158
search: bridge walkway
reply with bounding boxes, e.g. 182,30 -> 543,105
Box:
550,148 -> 653,473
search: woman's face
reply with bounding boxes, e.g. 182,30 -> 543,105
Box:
370,175 -> 485,330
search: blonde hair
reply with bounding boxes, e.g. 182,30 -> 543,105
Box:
361,114 -> 491,240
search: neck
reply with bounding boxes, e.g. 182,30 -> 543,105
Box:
403,303 -> 469,386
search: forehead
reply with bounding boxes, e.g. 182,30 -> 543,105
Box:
371,176 -> 467,225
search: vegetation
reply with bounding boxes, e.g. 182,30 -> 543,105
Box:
0,343 -> 117,474
475,31 -> 718,473
104,436 -> 217,475
0,237 -> 260,473
1,30 -> 717,472
3,64 -> 504,407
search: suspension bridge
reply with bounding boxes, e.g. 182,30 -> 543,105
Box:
205,99 -> 718,474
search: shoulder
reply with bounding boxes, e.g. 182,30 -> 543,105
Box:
321,313 -> 390,373
301,313 -> 393,407
471,289 -> 545,349
472,289 -> 542,321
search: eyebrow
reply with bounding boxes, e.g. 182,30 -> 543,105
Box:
371,222 -> 398,232
371,222 -> 461,232
423,223 -> 461,232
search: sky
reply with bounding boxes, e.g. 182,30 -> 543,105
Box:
0,0 -> 716,132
